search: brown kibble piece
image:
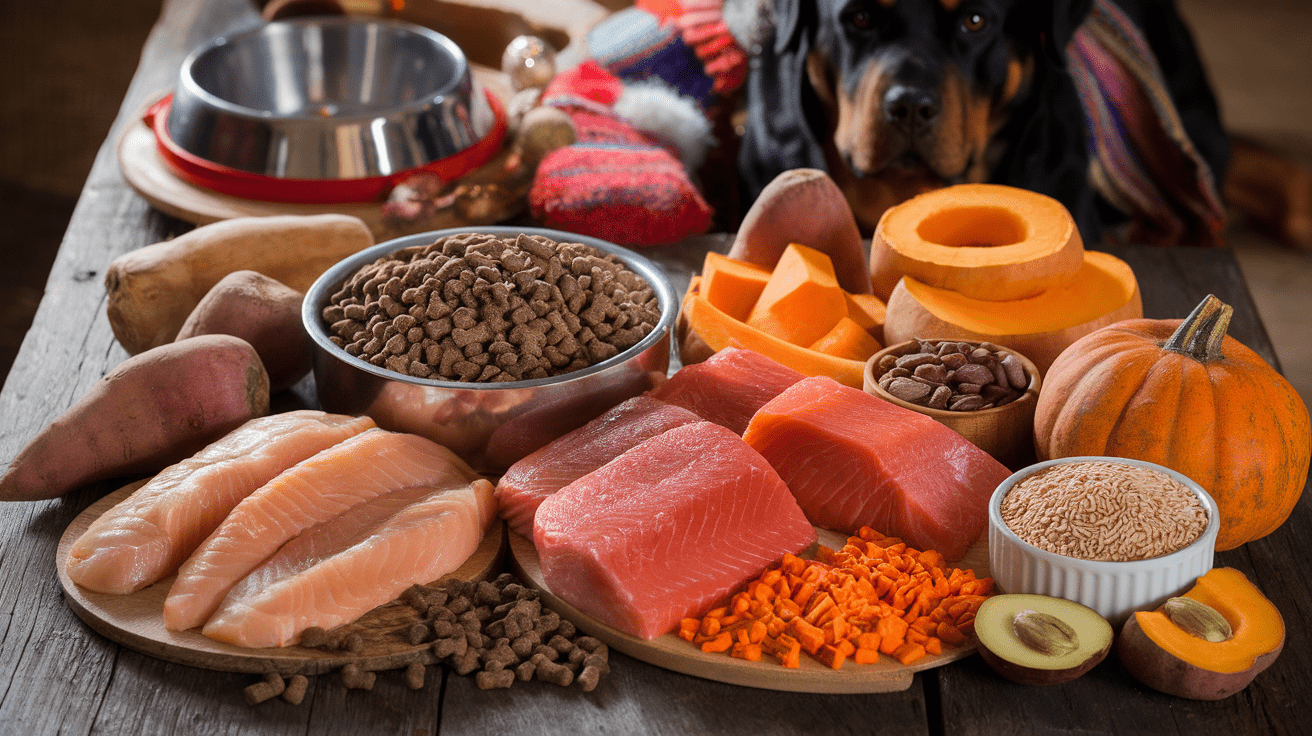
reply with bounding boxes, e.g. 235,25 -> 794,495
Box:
577,664 -> 603,692
282,674 -> 309,705
340,663 -> 376,690
475,669 -> 516,689
405,662 -> 426,690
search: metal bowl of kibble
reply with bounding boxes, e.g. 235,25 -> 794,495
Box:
303,226 -> 676,474
988,456 -> 1219,626
864,339 -> 1041,469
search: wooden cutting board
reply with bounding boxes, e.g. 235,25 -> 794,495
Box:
57,481 -> 505,675
509,527 -> 989,693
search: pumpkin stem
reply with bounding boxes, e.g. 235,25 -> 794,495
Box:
1164,294 -> 1233,361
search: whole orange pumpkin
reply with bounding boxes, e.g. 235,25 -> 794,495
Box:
1033,294 -> 1310,551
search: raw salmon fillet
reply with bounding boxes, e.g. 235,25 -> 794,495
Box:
65,411 -> 375,594
163,428 -> 481,631
743,376 -> 1011,560
533,421 -> 816,640
650,347 -> 804,434
202,477 -> 495,648
496,396 -> 701,537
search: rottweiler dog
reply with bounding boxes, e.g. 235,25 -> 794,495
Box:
738,0 -> 1229,245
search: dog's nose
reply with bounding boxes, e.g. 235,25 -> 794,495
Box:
883,85 -> 941,133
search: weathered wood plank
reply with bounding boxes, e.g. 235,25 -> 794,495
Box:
439,651 -> 931,736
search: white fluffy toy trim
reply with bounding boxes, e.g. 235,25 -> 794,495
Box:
613,80 -> 715,172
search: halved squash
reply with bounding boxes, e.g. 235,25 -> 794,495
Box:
870,183 -> 1084,301
882,250 -> 1141,375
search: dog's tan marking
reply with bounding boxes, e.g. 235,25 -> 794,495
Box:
877,0 -> 897,8
940,0 -> 961,11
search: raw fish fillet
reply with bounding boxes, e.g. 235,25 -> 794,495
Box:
743,376 -> 1011,560
650,347 -> 804,434
496,396 -> 701,537
534,421 -> 816,640
163,428 -> 480,631
65,411 -> 375,594
202,477 -> 495,648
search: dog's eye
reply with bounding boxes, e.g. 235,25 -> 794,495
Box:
846,10 -> 873,31
961,13 -> 988,33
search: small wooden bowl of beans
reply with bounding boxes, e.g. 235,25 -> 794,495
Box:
863,339 -> 1041,470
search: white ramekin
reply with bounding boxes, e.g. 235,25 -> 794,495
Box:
988,456 -> 1219,626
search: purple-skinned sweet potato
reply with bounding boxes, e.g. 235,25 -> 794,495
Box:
0,335 -> 270,501
175,270 -> 311,391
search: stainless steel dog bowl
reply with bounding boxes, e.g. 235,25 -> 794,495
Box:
166,17 -> 496,181
304,227 -> 676,474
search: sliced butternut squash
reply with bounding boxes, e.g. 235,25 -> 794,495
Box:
870,183 -> 1084,301
744,243 -> 847,347
883,250 -> 1142,375
700,251 -> 772,322
844,292 -> 887,343
683,293 -> 867,388
809,317 -> 882,362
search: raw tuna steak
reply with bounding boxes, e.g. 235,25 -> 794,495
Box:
534,421 -> 815,640
496,396 -> 701,537
66,411 -> 375,594
202,477 -> 495,648
743,376 -> 1010,561
650,347 -> 804,434
163,428 -> 481,631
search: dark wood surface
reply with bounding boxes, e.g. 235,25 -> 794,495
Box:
0,0 -> 1305,733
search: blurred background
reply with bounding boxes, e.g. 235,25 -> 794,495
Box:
2,0 -> 1309,404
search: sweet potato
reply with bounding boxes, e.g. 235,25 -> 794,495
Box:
175,271 -> 311,392
729,169 -> 871,294
0,335 -> 270,501
105,214 -> 373,354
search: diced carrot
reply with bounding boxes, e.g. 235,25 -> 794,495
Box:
781,553 -> 806,576
789,618 -> 826,654
853,647 -> 881,665
679,618 -> 699,642
936,621 -> 967,646
813,644 -> 845,669
700,617 -> 721,637
925,637 -> 942,656
701,631 -> 733,653
893,641 -> 926,665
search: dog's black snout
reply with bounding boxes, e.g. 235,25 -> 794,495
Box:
883,85 -> 941,132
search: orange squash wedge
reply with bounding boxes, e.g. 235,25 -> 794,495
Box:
809,317 -> 882,362
745,243 -> 848,346
700,251 -> 772,321
681,292 -> 867,388
882,250 -> 1141,375
870,183 -> 1084,301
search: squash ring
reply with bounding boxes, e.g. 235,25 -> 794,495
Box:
870,184 -> 1084,301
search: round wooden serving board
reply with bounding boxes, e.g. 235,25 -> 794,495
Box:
57,482 -> 505,675
510,528 -> 989,693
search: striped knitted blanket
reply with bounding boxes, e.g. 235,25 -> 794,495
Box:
1068,0 -> 1226,245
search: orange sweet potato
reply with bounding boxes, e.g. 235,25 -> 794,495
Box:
729,169 -> 872,295
700,251 -> 771,321
809,317 -> 882,362
175,271 -> 311,392
0,335 -> 270,501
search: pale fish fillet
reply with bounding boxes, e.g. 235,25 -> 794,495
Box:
201,477 -> 495,648
163,428 -> 480,631
65,411 -> 376,594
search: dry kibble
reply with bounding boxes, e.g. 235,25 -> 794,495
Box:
340,663 -> 376,690
874,340 -> 1030,412
475,669 -> 516,689
282,675 -> 309,705
322,232 -> 660,382
243,672 -> 286,705
405,662 -> 426,690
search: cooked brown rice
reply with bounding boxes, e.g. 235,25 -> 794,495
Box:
1000,460 -> 1209,561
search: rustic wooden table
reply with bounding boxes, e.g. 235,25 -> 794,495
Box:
0,0 -> 1305,733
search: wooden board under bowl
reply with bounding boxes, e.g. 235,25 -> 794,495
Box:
57,481 -> 505,675
509,527 -> 989,694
